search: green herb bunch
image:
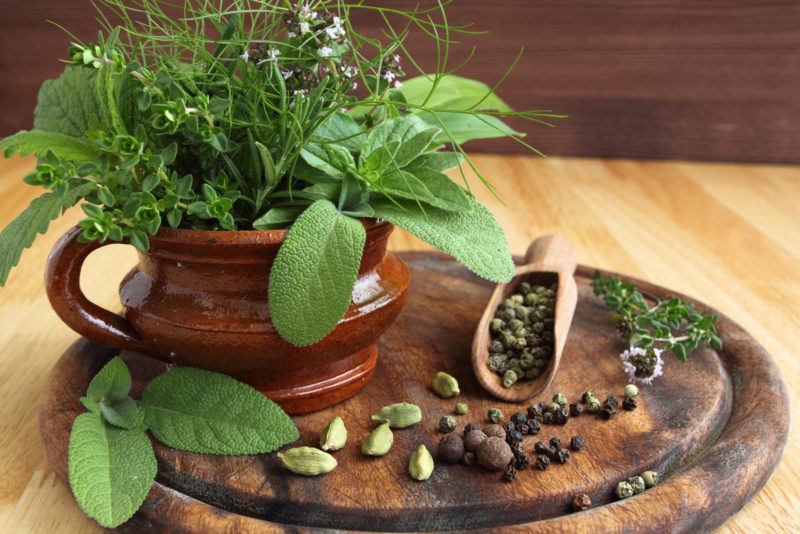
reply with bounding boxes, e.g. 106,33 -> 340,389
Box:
592,271 -> 723,384
70,356 -> 298,528
0,0 -> 562,345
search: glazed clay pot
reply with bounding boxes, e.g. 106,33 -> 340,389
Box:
45,220 -> 409,414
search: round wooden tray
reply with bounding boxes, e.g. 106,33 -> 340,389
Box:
38,252 -> 789,533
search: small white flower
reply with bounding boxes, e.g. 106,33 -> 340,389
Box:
319,46 -> 333,58
268,47 -> 280,59
382,70 -> 396,82
351,81 -> 358,90
299,21 -> 311,34
288,31 -> 297,38
339,107 -> 349,113
294,89 -> 307,97
343,65 -> 357,78
393,80 -> 402,89
240,50 -> 250,62
620,346 -> 664,385
282,69 -> 293,80
393,54 -> 401,63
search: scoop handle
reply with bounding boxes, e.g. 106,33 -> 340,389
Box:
523,234 -> 577,274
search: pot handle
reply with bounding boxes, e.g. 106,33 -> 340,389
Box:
45,226 -> 153,354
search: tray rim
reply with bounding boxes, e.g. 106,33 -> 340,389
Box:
38,253 -> 790,533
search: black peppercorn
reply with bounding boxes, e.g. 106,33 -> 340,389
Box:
515,453 -> 531,470
538,401 -> 550,413
534,440 -> 549,455
535,454 -> 551,470
549,437 -> 561,449
510,441 -> 525,457
516,423 -> 531,435
543,412 -> 554,424
556,448 -> 570,464
511,412 -> 527,425
623,397 -> 637,411
506,430 -> 524,445
570,403 -> 584,417
527,405 -> 543,418
546,445 -> 558,459
605,395 -> 618,409
503,421 -> 516,434
570,435 -> 586,451
463,422 -> 480,435
554,407 -> 570,425
504,463 -> 518,482
599,406 -> 616,420
527,419 -> 541,435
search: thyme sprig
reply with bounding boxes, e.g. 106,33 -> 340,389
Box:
592,271 -> 722,383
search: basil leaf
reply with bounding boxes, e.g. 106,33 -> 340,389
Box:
269,199 -> 366,346
142,367 -> 299,454
68,412 -> 156,528
370,195 -> 513,282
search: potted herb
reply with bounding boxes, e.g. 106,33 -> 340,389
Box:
0,1 -> 558,411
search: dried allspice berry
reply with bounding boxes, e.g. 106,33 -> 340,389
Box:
463,422 -> 480,435
477,436 -> 514,471
484,424 -> 507,440
464,430 -> 487,453
572,493 -> 592,512
437,434 -> 465,463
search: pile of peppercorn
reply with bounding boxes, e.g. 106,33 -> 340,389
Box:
488,282 -> 556,388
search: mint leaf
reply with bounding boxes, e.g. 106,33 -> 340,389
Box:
313,112 -> 366,152
420,112 -> 523,145
142,367 -> 299,454
269,199 -> 366,346
0,131 -> 99,162
68,412 -> 156,528
99,398 -> 142,430
0,184 -> 91,286
87,356 -> 132,402
371,195 -> 514,282
34,67 -> 109,138
380,169 -> 469,212
400,74 -> 513,113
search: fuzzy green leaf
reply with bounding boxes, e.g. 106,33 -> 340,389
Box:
300,143 -> 354,180
253,206 -> 304,230
420,112 -> 523,145
361,115 -> 437,165
87,356 -> 132,403
407,151 -> 464,173
313,112 -> 366,152
34,67 -> 109,138
0,185 -> 91,286
0,131 -> 99,162
68,412 -> 156,528
380,169 -> 469,212
269,199 -> 366,346
370,196 -> 513,282
142,367 -> 299,454
400,74 -> 513,113
99,398 -> 142,430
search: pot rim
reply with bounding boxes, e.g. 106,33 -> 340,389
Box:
150,217 -> 389,246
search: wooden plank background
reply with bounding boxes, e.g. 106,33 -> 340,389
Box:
1,0 -> 799,163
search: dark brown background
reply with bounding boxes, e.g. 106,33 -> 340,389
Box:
1,1 -> 798,163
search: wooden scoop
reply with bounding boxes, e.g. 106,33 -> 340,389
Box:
471,234 -> 578,402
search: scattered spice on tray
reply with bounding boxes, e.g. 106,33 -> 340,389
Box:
572,493 -> 592,512
487,282 -> 557,387
487,407 -> 504,424
361,422 -> 393,456
437,433 -> 465,463
319,416 -> 347,452
431,371 -> 460,398
277,447 -> 337,476
614,470 -> 661,500
455,402 -> 469,415
408,445 -> 435,481
439,415 -> 457,433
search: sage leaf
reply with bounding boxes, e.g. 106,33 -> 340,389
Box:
0,131 -> 99,162
99,397 -> 142,430
87,356 -> 132,403
142,367 -> 299,454
269,199 -> 366,346
370,196 -> 513,283
68,412 -> 156,528
420,112 -> 523,145
407,151 -> 463,173
361,115 -> 437,166
312,112 -> 366,152
253,206 -> 305,230
300,143 -> 354,180
380,169 -> 470,212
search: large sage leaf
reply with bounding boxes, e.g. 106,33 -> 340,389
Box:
269,199 -> 366,346
380,169 -> 469,212
68,412 -> 156,528
400,74 -> 513,113
142,367 -> 299,454
420,111 -> 523,145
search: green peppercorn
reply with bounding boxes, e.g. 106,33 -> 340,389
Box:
624,384 -> 640,399
549,402 -> 561,413
439,415 -> 457,433
503,369 -> 519,388
581,390 -> 595,403
628,476 -> 646,495
552,393 -> 568,408
487,408 -> 504,424
455,402 -> 468,415
615,480 -> 634,499
586,397 -> 601,413
641,470 -> 659,487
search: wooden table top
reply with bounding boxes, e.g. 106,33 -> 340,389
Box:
0,154 -> 796,532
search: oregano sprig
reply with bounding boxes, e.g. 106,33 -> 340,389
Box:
591,271 -> 723,384
69,357 -> 298,528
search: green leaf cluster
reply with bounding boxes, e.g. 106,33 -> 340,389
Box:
591,271 -> 723,362
69,357 -> 298,528
0,1 -> 563,345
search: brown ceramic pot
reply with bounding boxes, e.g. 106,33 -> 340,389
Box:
44,220 -> 409,414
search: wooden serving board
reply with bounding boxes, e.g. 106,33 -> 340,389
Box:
38,252 -> 789,533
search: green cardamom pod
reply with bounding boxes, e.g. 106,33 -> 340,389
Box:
408,444 -> 434,481
320,416 -> 347,452
370,402 -> 422,428
431,371 -> 460,398
276,447 -> 337,476
361,422 -> 393,456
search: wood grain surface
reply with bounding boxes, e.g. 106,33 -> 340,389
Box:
2,1 -> 800,163
37,259 -> 787,531
0,154 -> 798,532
